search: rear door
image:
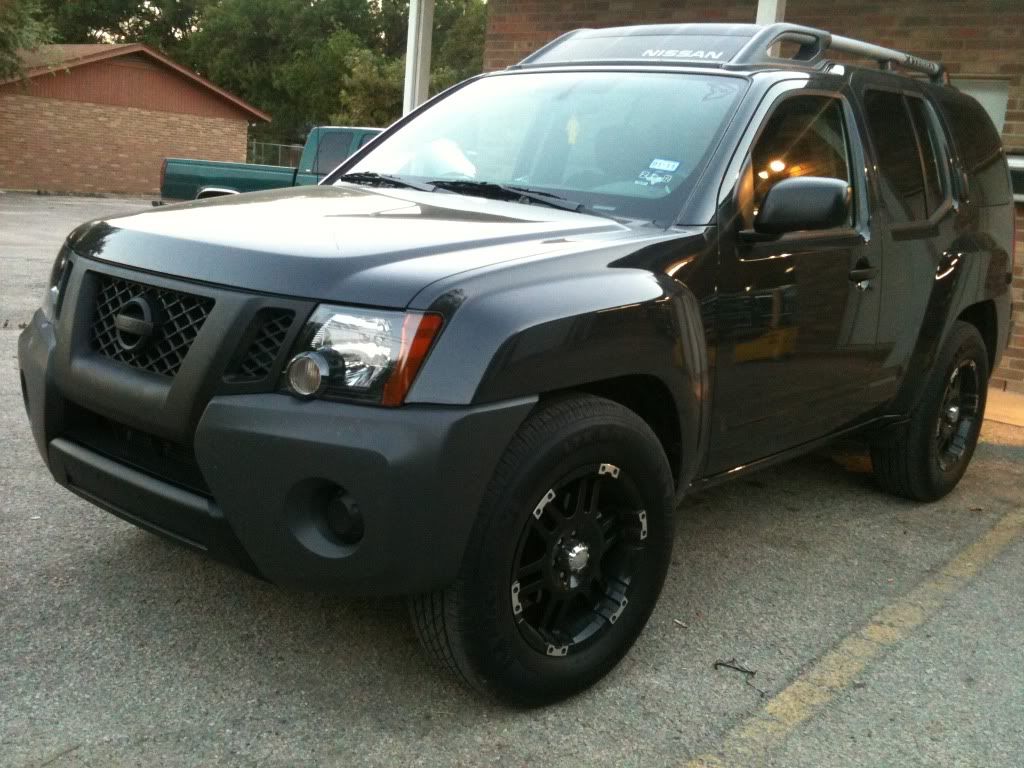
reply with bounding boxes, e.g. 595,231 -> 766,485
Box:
706,81 -> 888,474
855,78 -> 958,394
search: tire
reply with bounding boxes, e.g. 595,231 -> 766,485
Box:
871,321 -> 989,502
409,394 -> 675,706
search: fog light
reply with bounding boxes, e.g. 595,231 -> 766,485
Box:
286,352 -> 330,398
326,489 -> 364,545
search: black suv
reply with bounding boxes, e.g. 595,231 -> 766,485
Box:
19,23 -> 1015,706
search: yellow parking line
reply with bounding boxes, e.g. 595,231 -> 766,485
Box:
685,508 -> 1024,768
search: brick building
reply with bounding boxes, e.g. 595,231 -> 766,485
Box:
0,44 -> 269,196
483,0 -> 1024,391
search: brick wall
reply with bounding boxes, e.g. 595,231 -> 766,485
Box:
0,94 -> 248,195
1002,207 -> 1024,392
484,0 -> 1023,391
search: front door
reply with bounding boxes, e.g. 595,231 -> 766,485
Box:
705,88 -> 888,475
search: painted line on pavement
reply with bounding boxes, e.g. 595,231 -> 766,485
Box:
685,508 -> 1024,768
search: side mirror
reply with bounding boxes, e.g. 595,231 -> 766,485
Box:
754,176 -> 851,235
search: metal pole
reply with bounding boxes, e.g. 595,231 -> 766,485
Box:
403,0 -> 434,115
755,0 -> 787,24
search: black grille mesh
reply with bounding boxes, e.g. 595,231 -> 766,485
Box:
91,275 -> 214,377
228,309 -> 295,381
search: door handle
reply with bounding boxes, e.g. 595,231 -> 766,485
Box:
849,259 -> 877,291
849,266 -> 878,282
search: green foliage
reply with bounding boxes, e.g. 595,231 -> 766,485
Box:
333,49 -> 405,128
0,0 -> 54,81
27,0 -> 488,142
334,0 -> 487,129
40,0 -> 207,53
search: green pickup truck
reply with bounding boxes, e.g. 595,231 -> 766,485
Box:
159,125 -> 381,202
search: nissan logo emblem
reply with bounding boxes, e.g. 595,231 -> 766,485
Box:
114,295 -> 160,352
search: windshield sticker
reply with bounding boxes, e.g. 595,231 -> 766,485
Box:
566,115 -> 581,145
649,158 -> 680,172
635,170 -> 674,187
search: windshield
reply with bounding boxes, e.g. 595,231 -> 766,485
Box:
340,71 -> 745,223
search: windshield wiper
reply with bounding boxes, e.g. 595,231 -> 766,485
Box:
335,172 -> 436,192
428,180 -> 588,214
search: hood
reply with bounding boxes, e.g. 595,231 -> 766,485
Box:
69,185 -> 633,308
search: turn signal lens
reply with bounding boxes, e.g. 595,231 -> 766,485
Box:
382,313 -> 444,406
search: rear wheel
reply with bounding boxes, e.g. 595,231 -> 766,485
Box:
871,321 -> 988,501
409,395 -> 675,706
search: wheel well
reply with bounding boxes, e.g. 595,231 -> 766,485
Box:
958,301 -> 997,375
544,375 -> 683,486
195,187 -> 238,200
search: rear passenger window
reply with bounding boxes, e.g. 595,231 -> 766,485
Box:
863,90 -> 927,222
937,93 -> 1011,206
745,95 -> 852,227
906,97 -> 947,215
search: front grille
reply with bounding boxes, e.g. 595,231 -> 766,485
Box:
63,403 -> 210,496
91,275 -> 214,377
227,308 -> 295,382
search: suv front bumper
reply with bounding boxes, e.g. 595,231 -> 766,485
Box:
19,309 -> 535,595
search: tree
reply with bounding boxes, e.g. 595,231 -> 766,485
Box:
435,0 -> 486,81
0,0 -> 54,82
333,0 -> 487,129
39,0 -> 207,55
18,0 -> 488,141
186,0 -> 375,141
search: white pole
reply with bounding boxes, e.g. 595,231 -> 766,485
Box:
755,0 -> 787,24
403,0 -> 435,115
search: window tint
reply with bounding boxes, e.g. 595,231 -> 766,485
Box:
314,131 -> 355,174
907,96 -> 946,215
936,91 -> 1011,206
744,95 -> 851,227
357,132 -> 377,149
863,90 -> 926,222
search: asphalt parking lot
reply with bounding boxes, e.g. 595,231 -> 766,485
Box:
2,192 -> 1023,767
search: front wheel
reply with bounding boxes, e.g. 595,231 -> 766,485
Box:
409,395 -> 675,706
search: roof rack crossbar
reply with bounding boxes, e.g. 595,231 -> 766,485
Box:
731,23 -> 945,82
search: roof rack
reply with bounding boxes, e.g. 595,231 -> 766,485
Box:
514,22 -> 946,84
731,23 -> 945,82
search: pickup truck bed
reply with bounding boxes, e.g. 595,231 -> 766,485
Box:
159,158 -> 298,201
160,126 -> 382,201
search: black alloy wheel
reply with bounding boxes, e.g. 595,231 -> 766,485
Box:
511,463 -> 648,658
409,394 -> 675,706
935,358 -> 982,472
871,320 -> 989,501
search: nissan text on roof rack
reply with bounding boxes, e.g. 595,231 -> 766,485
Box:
19,23 -> 1015,706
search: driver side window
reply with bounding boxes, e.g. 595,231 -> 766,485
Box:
740,95 -> 853,228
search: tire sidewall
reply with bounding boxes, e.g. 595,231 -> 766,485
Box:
912,324 -> 989,498
460,414 -> 674,705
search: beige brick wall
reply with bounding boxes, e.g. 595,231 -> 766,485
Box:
0,94 -> 248,196
998,207 -> 1024,393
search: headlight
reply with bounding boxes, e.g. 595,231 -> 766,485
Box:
283,305 -> 443,406
41,247 -> 73,321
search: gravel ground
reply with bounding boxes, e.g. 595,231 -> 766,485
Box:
2,193 -> 1022,767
